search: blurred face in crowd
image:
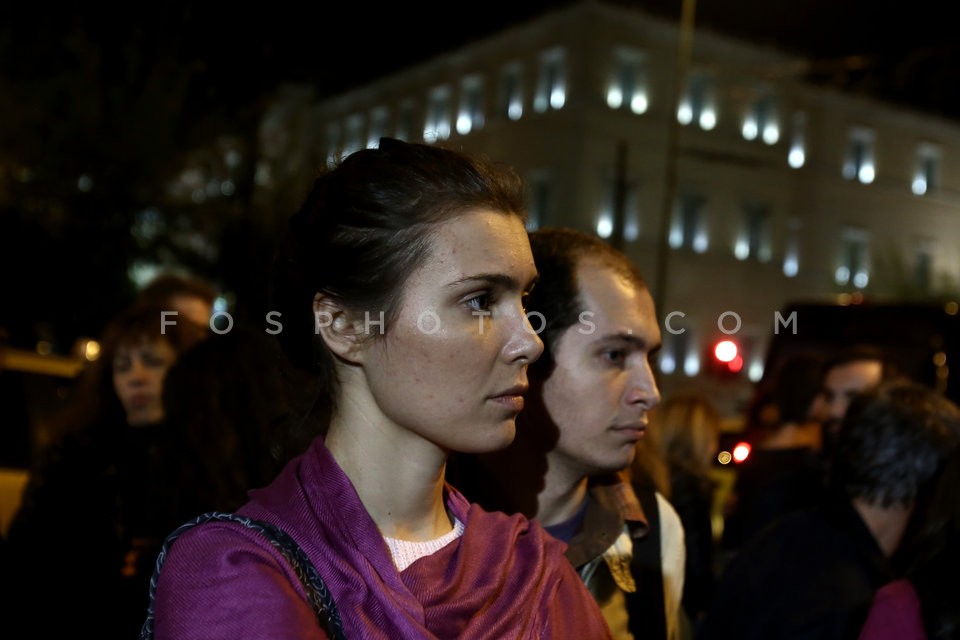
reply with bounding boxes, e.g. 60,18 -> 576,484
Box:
813,359 -> 884,433
112,337 -> 178,426
357,209 -> 543,454
541,259 -> 662,480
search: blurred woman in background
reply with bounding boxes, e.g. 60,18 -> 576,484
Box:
3,301 -> 204,639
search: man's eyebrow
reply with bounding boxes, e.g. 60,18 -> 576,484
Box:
596,333 -> 659,350
446,273 -> 539,290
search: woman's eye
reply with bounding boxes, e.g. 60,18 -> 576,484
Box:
465,293 -> 492,312
143,355 -> 168,368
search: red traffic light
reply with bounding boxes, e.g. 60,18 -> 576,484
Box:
712,339 -> 743,373
714,340 -> 738,362
732,441 -> 752,462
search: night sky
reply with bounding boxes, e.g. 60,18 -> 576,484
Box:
4,0 -> 957,117
183,0 -> 960,118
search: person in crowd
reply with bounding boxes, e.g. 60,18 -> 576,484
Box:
450,227 -> 683,640
860,410 -> 960,639
146,138 -> 613,639
137,271 -> 218,330
3,301 -> 205,639
700,378 -> 960,640
644,393 -> 721,637
812,344 -> 898,437
722,354 -> 827,551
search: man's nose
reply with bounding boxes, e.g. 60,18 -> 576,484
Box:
626,362 -> 661,409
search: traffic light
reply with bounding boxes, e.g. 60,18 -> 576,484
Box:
705,338 -> 743,377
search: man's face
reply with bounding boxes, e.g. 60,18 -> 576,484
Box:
813,359 -> 884,433
541,260 -> 661,481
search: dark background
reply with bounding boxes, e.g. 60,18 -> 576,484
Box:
2,0 -> 958,352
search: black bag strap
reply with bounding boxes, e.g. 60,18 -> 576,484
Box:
140,511 -> 347,640
628,484 -> 667,640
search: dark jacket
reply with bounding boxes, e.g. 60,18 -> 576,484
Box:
701,496 -> 893,640
3,422 -> 179,639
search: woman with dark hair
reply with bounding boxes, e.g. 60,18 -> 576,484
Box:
4,302 -> 204,639
148,139 -> 613,639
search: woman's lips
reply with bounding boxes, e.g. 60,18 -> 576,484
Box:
490,394 -> 525,411
489,384 -> 528,412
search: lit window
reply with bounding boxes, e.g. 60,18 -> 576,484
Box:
735,203 -> 771,262
457,76 -> 485,135
528,172 -> 551,231
395,100 -> 417,142
607,48 -> 648,114
424,86 -> 452,142
671,193 -> 707,252
684,336 -> 701,377
836,227 -> 870,288
535,49 -> 566,113
658,348 -> 676,374
913,142 -> 941,195
624,187 -> 640,242
597,178 -> 640,241
596,213 -> 613,239
499,63 -> 524,121
367,107 -> 389,149
662,325 -> 697,377
783,218 -> 801,277
843,127 -> 875,184
665,326 -> 695,376
342,114 -> 364,158
678,72 -> 716,130
742,92 -> 778,144
788,112 -> 806,169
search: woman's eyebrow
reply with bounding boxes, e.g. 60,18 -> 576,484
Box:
446,273 -> 538,291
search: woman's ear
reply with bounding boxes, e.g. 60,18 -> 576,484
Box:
313,294 -> 369,364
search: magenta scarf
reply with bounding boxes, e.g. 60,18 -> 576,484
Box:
238,436 -> 611,639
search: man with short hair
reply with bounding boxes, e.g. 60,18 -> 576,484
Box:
700,378 -> 960,639
451,227 -> 684,639
813,344 -> 897,435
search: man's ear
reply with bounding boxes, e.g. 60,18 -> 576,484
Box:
313,294 -> 368,364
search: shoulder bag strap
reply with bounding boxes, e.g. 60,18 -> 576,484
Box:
140,511 -> 346,640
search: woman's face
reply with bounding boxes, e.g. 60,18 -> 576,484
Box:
361,209 -> 543,453
112,337 -> 177,426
